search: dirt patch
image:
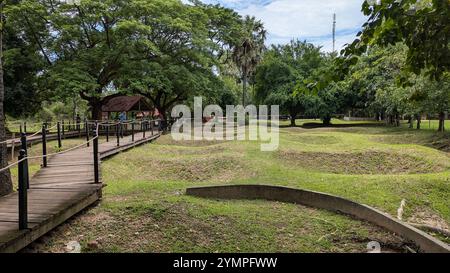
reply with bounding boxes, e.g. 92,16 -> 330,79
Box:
279,150 -> 444,174
22,210 -> 168,253
408,208 -> 450,231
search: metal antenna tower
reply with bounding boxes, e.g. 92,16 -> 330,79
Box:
332,13 -> 336,52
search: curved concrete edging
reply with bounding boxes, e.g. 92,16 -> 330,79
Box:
186,185 -> 450,253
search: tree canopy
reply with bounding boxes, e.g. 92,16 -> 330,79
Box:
4,0 -> 246,119
342,0 -> 450,80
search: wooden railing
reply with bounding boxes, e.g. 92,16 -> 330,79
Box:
1,118 -> 163,231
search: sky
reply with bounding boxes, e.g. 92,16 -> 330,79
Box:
198,0 -> 368,52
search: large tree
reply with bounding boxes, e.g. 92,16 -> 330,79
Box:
7,0 -> 243,120
0,0 -> 12,197
255,40 -> 327,126
255,59 -> 300,126
332,0 -> 449,131
342,0 -> 449,80
341,44 -> 408,124
231,16 -> 266,106
6,0 -> 156,120
3,4 -> 44,118
118,1 -> 243,118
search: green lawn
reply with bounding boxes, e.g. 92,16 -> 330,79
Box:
399,120 -> 450,131
22,123 -> 450,253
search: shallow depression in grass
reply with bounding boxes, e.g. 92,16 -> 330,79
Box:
23,124 -> 450,253
279,150 -> 446,175
283,134 -> 341,145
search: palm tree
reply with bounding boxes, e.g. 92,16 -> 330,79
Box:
232,16 -> 266,106
0,0 -> 12,197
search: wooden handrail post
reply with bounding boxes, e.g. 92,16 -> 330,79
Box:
93,124 -> 100,184
20,133 -> 29,189
116,122 -> 120,147
18,149 -> 28,230
42,124 -> 47,168
85,120 -> 90,147
57,121 -> 62,149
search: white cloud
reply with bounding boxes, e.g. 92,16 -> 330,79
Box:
201,0 -> 367,52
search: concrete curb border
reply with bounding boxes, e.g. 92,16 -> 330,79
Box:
186,184 -> 450,253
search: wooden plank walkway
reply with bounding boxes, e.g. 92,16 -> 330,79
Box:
0,130 -> 160,252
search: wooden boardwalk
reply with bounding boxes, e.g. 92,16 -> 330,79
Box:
6,131 -> 84,149
0,130 -> 160,252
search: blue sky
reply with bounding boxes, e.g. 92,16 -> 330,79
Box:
199,0 -> 367,52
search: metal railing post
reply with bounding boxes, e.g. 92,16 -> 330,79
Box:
116,122 -> 120,147
20,133 -> 29,189
42,124 -> 47,168
10,133 -> 15,161
85,120 -> 90,147
18,149 -> 28,230
131,121 -> 135,142
151,120 -> 154,136
106,122 -> 109,142
57,121 -> 62,148
93,124 -> 100,184
143,120 -> 146,139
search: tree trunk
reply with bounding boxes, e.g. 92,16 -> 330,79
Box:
416,115 -> 421,130
242,71 -> 247,107
323,116 -> 332,126
438,112 -> 445,132
158,107 -> 168,131
72,96 -> 78,121
387,115 -> 392,126
290,113 -> 296,127
408,116 -> 413,128
90,100 -> 103,121
0,6 -> 13,196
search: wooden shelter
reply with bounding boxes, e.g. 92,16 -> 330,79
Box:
101,95 -> 154,120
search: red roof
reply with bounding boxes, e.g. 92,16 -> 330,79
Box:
102,96 -> 152,112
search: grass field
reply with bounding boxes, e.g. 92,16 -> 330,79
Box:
20,121 -> 450,253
